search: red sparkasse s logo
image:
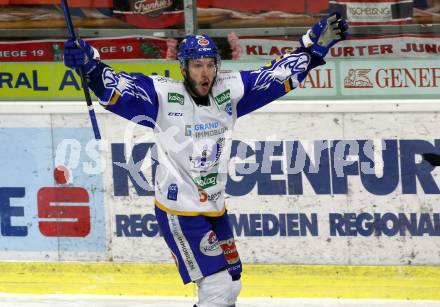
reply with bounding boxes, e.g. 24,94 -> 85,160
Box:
38,166 -> 91,237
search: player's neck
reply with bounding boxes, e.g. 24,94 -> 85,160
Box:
193,95 -> 210,106
184,80 -> 210,106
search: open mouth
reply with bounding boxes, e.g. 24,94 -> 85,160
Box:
201,81 -> 210,91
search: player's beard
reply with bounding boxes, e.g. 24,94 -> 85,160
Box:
185,74 -> 216,98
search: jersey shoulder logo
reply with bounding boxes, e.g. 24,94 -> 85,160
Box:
102,68 -> 151,103
251,53 -> 310,91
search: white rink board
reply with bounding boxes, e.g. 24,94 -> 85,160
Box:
0,102 -> 439,265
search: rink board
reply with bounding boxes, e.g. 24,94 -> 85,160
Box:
0,101 -> 440,298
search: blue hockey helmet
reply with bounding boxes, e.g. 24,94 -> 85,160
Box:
177,34 -> 220,68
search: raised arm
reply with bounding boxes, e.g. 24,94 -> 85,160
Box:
63,39 -> 159,128
237,13 -> 348,118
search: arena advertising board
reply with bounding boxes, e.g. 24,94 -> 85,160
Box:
0,57 -> 439,100
0,37 -> 169,62
0,110 -> 439,265
223,58 -> 440,99
0,115 -> 106,261
0,61 -> 181,100
240,35 -> 440,60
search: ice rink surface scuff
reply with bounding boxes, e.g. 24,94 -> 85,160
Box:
0,294 -> 439,307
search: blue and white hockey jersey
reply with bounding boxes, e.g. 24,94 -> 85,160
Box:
87,48 -> 325,216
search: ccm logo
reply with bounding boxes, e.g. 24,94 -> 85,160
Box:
168,112 -> 183,117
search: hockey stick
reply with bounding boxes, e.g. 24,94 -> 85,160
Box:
61,0 -> 101,140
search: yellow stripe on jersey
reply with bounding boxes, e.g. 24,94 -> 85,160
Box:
108,90 -> 121,106
284,79 -> 292,93
154,198 -> 226,217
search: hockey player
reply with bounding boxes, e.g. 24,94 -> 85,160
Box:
63,13 -> 348,307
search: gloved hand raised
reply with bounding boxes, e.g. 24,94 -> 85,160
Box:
300,13 -> 349,58
63,38 -> 99,74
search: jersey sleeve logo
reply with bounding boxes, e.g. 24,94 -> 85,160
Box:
251,53 -> 310,91
102,67 -> 152,103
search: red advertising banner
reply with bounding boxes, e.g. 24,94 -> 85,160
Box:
197,0 -> 328,14
0,36 -> 169,62
0,40 -> 57,62
88,36 -> 169,60
0,0 -> 112,7
0,0 -> 437,31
